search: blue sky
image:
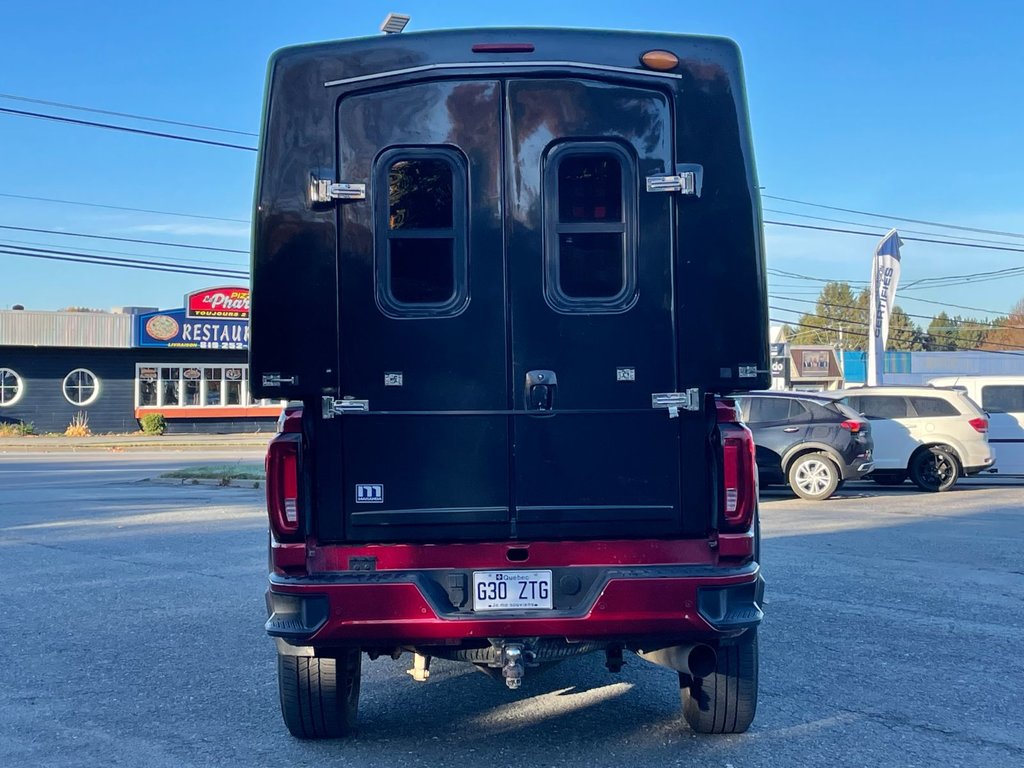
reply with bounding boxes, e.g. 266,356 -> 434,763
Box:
1,1 -> 1022,324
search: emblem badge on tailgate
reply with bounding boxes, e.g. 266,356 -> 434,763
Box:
355,484 -> 383,503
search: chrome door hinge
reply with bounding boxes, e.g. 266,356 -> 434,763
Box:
645,163 -> 703,197
652,388 -> 701,418
322,396 -> 370,419
309,176 -> 366,205
262,373 -> 299,387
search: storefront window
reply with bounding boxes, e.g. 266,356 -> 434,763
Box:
161,367 -> 181,406
205,368 -> 223,406
136,364 -> 280,411
224,367 -> 243,405
139,368 -> 158,406
183,368 -> 202,406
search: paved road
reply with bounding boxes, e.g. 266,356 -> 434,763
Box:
1,455 -> 1021,767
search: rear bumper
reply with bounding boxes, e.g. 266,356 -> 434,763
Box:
840,458 -> 874,481
267,563 -> 764,647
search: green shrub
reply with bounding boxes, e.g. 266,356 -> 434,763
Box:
140,413 -> 167,436
17,421 -> 35,436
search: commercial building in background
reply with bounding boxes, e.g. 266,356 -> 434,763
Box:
0,287 -> 279,434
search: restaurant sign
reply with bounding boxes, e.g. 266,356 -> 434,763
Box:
136,307 -> 249,349
186,286 -> 250,320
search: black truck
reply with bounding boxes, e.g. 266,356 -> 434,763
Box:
251,24 -> 768,738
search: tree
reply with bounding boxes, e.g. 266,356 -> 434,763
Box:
982,299 -> 1024,352
887,306 -> 925,351
789,281 -> 923,351
926,312 -> 990,351
790,281 -> 867,350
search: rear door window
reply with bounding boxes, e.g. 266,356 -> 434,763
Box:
788,400 -> 814,423
854,395 -> 911,420
544,143 -> 636,312
981,385 -> 1024,413
375,149 -> 468,317
746,397 -> 794,424
909,396 -> 960,418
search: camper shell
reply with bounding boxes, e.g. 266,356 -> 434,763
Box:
252,27 -> 767,739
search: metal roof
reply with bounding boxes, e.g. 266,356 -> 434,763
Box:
0,309 -> 133,348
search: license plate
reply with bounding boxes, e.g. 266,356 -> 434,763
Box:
472,570 -> 553,611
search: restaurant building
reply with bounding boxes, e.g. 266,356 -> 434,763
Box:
0,287 -> 280,434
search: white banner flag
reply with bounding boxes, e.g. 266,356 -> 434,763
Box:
866,229 -> 903,386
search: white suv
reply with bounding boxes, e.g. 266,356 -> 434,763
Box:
835,386 -> 995,492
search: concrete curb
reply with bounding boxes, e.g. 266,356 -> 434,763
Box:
0,435 -> 272,452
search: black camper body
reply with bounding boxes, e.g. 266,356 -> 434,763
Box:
253,27 -> 767,739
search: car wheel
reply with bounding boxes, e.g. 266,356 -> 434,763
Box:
870,472 -> 907,486
787,453 -> 840,500
681,630 -> 758,734
278,651 -> 361,739
909,447 -> 959,492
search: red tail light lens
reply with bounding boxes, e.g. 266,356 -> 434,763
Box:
266,433 -> 302,542
969,417 -> 988,433
718,401 -> 757,532
840,420 -> 863,433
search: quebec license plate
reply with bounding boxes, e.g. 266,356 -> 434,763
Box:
472,570 -> 553,611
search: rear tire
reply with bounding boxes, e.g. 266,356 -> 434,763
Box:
681,631 -> 758,734
908,447 -> 959,492
787,453 -> 840,500
870,472 -> 907,486
278,651 -> 361,739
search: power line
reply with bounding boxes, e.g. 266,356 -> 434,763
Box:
0,106 -> 258,152
769,293 -> 1024,332
764,219 -> 1024,255
0,224 -> 248,255
0,192 -> 250,224
0,237 -> 246,269
896,294 -> 1015,317
2,244 -> 248,279
0,92 -> 257,137
768,270 -> 1016,317
764,207 -> 1024,248
763,195 -> 1024,239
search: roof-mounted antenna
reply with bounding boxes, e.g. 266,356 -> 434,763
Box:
381,13 -> 411,34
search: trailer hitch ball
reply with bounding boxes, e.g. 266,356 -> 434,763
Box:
502,645 -> 525,690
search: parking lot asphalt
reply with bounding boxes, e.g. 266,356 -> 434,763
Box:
0,454 -> 1021,767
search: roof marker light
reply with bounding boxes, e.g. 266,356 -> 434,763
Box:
640,50 -> 679,71
380,13 -> 411,34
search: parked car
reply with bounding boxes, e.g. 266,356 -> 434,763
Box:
735,391 -> 873,501
927,376 -> 1024,477
836,386 -> 995,492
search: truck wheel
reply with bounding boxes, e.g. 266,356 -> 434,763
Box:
278,651 -> 361,739
681,631 -> 758,734
787,453 -> 839,500
909,447 -> 959,492
870,472 -> 907,486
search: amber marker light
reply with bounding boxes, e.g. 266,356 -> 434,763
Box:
640,50 -> 679,71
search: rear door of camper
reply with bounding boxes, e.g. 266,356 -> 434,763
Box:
325,75 -> 709,543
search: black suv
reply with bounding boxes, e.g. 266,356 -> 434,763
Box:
735,391 -> 874,500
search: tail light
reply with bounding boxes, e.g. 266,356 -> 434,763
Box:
840,420 -> 864,433
266,433 -> 302,542
969,417 -> 988,433
718,400 -> 757,532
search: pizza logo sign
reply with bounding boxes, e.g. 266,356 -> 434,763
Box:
186,287 -> 250,319
145,314 -> 180,341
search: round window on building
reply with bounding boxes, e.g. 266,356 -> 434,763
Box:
63,368 -> 100,406
0,368 -> 24,406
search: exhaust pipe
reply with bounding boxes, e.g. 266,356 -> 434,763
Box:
638,643 -> 718,678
